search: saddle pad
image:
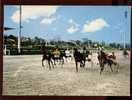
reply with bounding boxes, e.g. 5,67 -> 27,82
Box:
54,55 -> 59,58
46,54 -> 49,57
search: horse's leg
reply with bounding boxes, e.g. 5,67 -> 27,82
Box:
116,63 -> 119,72
58,58 -> 61,65
109,63 -> 113,72
48,60 -> 51,70
66,57 -> 68,62
62,57 -> 64,64
100,63 -> 104,75
84,60 -> 85,67
114,61 -> 119,72
75,61 -> 78,72
98,61 -> 101,67
91,55 -> 94,68
70,56 -> 72,62
42,58 -> 44,67
83,59 -> 86,67
80,60 -> 83,67
53,58 -> 56,65
91,60 -> 94,68
61,58 -> 64,68
100,66 -> 104,75
127,53 -> 129,58
59,57 -> 62,65
71,56 -> 73,61
50,58 -> 54,68
42,59 -> 44,67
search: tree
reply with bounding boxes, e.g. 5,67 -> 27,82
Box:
109,42 -> 117,48
75,40 -> 81,47
8,35 -> 17,40
82,38 -> 89,47
5,35 -> 17,46
101,41 -> 106,47
33,36 -> 46,45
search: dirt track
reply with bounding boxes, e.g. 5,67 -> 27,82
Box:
3,51 -> 130,96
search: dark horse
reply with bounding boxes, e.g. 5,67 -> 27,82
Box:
97,50 -> 119,74
42,46 -> 54,70
123,49 -> 129,58
73,47 -> 89,72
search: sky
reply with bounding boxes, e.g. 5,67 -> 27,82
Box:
4,6 -> 131,44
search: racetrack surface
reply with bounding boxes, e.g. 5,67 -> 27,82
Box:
3,51 -> 130,96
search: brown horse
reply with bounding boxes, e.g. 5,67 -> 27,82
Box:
42,46 -> 54,70
73,48 -> 88,72
97,51 -> 119,74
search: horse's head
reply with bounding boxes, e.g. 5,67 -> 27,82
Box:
98,50 -> 107,60
74,48 -> 78,52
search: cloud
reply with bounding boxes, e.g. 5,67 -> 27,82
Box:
69,19 -> 74,23
11,6 -> 59,23
67,19 -> 79,34
82,18 -> 109,33
53,27 -> 57,31
67,25 -> 78,33
41,17 -> 56,25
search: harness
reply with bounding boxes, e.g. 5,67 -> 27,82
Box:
65,50 -> 71,57
108,55 -> 116,60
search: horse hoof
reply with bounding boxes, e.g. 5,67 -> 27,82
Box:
116,70 -> 119,73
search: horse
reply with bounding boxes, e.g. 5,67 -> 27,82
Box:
65,49 -> 73,62
42,47 -> 54,70
84,50 -> 93,62
80,47 -> 94,67
123,49 -> 129,58
97,51 -> 119,74
73,48 -> 89,72
51,48 -> 65,67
